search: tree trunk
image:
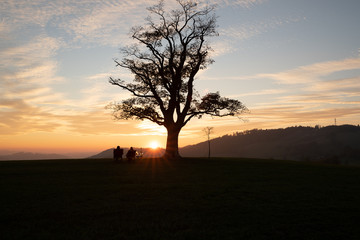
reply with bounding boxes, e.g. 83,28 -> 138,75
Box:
164,126 -> 181,159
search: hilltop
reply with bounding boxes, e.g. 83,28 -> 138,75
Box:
180,125 -> 360,165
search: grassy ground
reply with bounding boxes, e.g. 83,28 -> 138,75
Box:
1,157 -> 360,240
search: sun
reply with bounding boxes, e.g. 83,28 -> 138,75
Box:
149,141 -> 159,149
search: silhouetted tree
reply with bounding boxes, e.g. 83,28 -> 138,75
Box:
108,0 -> 247,159
203,126 -> 214,158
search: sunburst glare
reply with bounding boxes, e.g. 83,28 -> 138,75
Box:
149,141 -> 159,149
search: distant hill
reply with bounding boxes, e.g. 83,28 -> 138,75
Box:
180,125 -> 360,165
88,147 -> 165,159
0,152 -> 69,161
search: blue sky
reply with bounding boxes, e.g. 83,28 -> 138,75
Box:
1,0 -> 359,154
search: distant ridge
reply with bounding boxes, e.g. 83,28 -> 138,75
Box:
0,152 -> 69,161
180,125 -> 360,165
88,148 -> 113,159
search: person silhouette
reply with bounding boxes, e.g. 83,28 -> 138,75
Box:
113,146 -> 123,162
126,147 -> 136,161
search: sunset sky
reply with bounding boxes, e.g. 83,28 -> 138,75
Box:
1,0 -> 360,156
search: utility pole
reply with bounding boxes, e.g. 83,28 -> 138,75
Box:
335,118 -> 337,126
203,127 -> 214,158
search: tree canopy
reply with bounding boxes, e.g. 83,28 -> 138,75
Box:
109,0 -> 247,158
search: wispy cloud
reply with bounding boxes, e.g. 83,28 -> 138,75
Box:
221,16 -> 298,41
211,40 -> 237,57
257,58 -> 360,84
62,1 -> 150,46
249,106 -> 360,124
1,34 -> 61,65
0,98 -> 62,135
136,120 -> 167,136
228,89 -> 286,98
206,0 -> 267,8
1,0 -> 150,47
0,18 -> 11,39
0,29 -> 114,136
215,14 -> 304,57
228,57 -> 360,128
305,76 -> 360,94
231,0 -> 267,8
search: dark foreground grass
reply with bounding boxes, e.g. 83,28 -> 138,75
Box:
1,158 -> 360,240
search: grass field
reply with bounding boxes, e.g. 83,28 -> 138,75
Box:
1,158 -> 360,240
